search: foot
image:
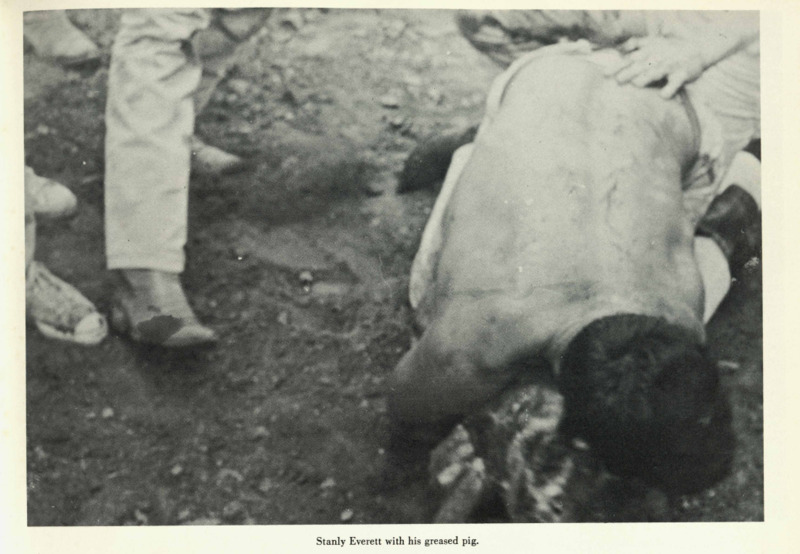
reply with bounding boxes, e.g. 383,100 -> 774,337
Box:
696,184 -> 761,277
27,261 -> 107,345
23,11 -> 101,70
191,136 -> 246,177
25,166 -> 78,220
110,269 -> 217,348
398,125 -> 478,193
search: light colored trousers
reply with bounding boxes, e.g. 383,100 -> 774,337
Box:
104,8 -> 269,273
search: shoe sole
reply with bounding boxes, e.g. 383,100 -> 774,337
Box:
34,319 -> 107,346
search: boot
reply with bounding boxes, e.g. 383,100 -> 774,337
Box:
696,184 -> 762,277
110,269 -> 217,348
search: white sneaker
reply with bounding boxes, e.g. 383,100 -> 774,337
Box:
27,261 -> 107,345
25,166 -> 78,220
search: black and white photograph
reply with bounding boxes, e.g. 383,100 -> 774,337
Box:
4,0 -> 792,544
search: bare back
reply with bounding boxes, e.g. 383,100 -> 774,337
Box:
392,52 -> 706,424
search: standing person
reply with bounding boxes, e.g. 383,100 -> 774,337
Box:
104,8 -> 271,348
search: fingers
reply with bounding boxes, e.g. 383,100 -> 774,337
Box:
614,59 -> 659,84
620,37 -> 640,53
659,69 -> 690,99
631,64 -> 667,87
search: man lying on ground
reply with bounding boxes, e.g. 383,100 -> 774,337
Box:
388,11 -> 760,501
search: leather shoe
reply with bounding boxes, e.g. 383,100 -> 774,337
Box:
110,269 -> 217,348
25,166 -> 78,220
191,136 -> 246,177
27,261 -> 107,345
24,11 -> 101,70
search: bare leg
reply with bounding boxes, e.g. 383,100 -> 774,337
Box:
696,151 -> 761,322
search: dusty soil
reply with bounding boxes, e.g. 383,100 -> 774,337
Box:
24,9 -> 763,525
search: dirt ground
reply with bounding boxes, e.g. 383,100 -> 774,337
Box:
24,9 -> 763,525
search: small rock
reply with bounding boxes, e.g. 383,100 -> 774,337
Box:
227,78 -> 250,97
170,464 -> 184,477
258,478 -> 275,494
436,463 -> 465,488
177,509 -> 192,521
85,411 -> 96,420
717,360 -> 741,371
216,468 -> 245,485
340,509 -> 354,522
34,445 -> 47,460
379,93 -> 401,109
101,407 -> 115,419
133,509 -> 149,525
299,270 -> 314,285
320,477 -> 336,490
251,426 -> 270,440
390,116 -> 406,129
231,246 -> 249,261
744,257 -> 760,271
277,311 -> 289,325
571,438 -> 590,451
222,500 -> 245,522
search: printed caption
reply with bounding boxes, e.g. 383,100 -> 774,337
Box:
317,536 -> 479,548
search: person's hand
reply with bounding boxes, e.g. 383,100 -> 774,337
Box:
605,36 -> 707,99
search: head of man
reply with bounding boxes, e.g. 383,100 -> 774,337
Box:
559,314 -> 735,494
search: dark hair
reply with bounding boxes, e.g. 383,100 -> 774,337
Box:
559,314 -> 735,494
